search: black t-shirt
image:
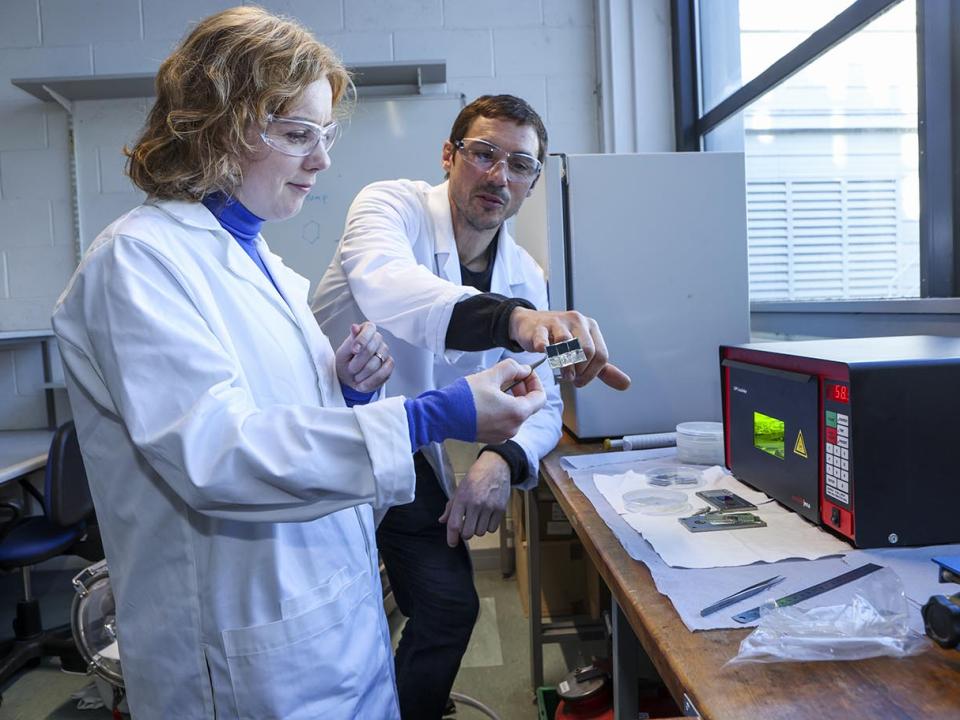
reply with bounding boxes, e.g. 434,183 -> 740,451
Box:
443,230 -> 535,485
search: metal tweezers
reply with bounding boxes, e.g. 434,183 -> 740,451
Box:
699,575 -> 785,617
502,356 -> 547,392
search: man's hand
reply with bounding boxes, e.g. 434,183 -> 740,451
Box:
438,452 -> 512,547
508,307 -> 631,390
334,321 -> 393,393
465,359 -> 546,444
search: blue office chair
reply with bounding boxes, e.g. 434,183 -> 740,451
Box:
0,421 -> 103,696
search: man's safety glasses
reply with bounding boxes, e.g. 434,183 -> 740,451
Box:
453,138 -> 542,183
261,114 -> 340,157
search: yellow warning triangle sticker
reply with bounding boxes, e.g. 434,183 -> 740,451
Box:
793,430 -> 808,458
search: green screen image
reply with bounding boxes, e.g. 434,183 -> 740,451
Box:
754,411 -> 785,459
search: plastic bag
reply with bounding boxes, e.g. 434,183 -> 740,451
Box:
726,567 -> 929,665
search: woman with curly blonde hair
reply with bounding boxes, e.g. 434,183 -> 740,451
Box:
52,7 -> 544,719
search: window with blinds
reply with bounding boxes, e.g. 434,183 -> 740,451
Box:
699,0 -> 920,303
747,178 -> 915,300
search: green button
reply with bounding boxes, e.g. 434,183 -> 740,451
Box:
825,410 -> 837,428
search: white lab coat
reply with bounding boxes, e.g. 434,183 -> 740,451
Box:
311,180 -> 562,497
52,199 -> 415,720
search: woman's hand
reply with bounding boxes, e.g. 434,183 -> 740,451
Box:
335,322 -> 393,393
464,359 -> 546,444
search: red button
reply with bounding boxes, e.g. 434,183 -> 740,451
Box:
826,427 -> 838,444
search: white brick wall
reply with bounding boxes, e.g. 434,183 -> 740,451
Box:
41,0 -> 141,45
322,32 -> 392,63
345,0 -> 442,31
394,28 -> 494,77
0,0 -> 42,48
0,36 -> 92,351
92,39 -> 177,74
256,1 -> 344,33
0,0 -> 605,427
444,0 -> 542,28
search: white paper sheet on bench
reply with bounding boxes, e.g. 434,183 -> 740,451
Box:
592,456 -> 850,568
560,449 -> 956,634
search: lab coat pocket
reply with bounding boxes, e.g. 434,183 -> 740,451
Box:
222,571 -> 378,720
280,567 -> 349,619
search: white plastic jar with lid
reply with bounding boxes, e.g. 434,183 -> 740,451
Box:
675,421 -> 724,465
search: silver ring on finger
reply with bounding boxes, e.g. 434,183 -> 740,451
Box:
374,351 -> 385,364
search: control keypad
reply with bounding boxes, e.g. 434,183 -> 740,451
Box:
824,405 -> 851,506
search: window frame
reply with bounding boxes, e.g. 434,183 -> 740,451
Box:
671,0 -> 960,325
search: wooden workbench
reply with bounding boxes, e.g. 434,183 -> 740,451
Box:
539,435 -> 960,719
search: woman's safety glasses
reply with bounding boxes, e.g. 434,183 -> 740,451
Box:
453,138 -> 542,184
261,114 -> 340,157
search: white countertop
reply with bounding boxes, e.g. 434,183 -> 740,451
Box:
0,430 -> 54,485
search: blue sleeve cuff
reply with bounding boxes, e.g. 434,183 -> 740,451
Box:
403,377 -> 476,451
341,382 -> 376,408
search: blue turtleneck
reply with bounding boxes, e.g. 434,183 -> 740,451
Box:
202,192 -> 280,293
200,193 -> 476,452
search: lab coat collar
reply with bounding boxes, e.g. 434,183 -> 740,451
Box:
147,198 -> 335,405
426,181 -> 525,290
259,246 -> 309,307
148,198 -> 299,323
146,197 -> 225,233
489,222 -> 526,292
259,246 -> 338,406
427,182 -> 461,284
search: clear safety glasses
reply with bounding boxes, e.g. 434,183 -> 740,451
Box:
260,114 -> 340,157
453,138 -> 542,184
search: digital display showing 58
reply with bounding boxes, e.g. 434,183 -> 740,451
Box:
827,383 -> 849,403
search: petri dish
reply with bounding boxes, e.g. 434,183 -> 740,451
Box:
643,465 -> 704,488
676,421 -> 724,465
622,488 -> 691,516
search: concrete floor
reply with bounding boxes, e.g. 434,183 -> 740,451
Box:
412,570 -> 604,719
1,567 -> 602,719
0,567 -> 112,720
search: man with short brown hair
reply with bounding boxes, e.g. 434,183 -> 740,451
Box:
312,95 -> 629,719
